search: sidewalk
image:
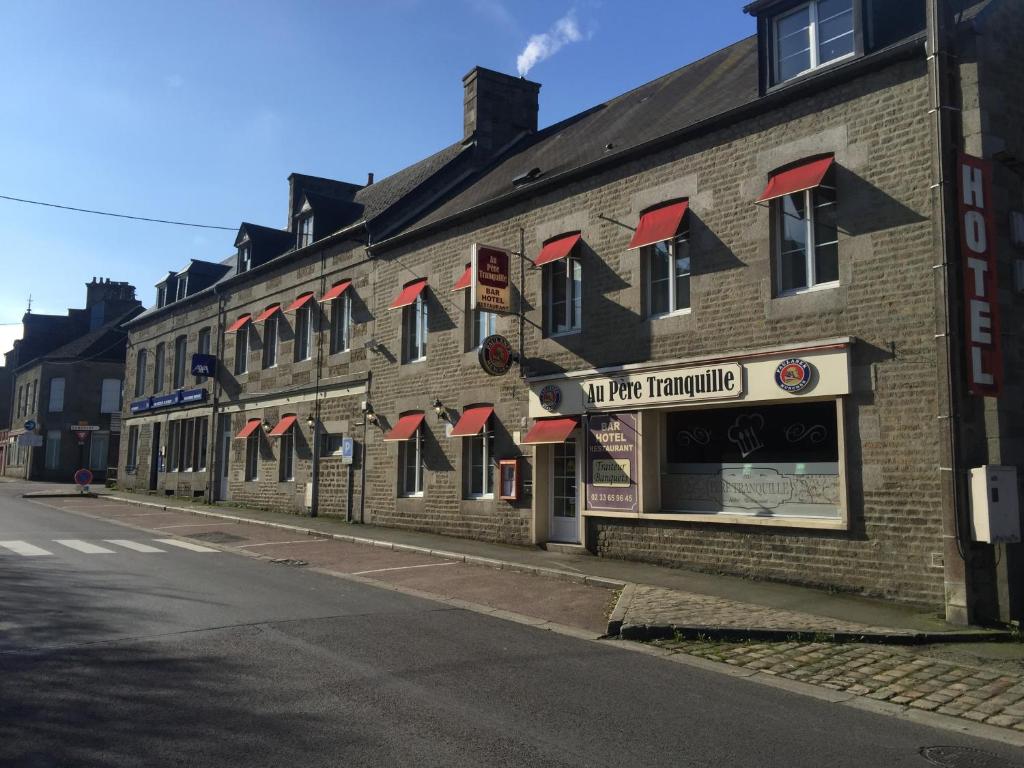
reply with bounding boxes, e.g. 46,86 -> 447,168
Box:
29,481 -> 1010,643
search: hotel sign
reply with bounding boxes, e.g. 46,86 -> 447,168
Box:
470,243 -> 512,314
583,363 -> 742,410
586,412 -> 638,512
959,153 -> 1002,395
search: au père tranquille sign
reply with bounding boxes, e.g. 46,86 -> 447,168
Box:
583,363 -> 743,409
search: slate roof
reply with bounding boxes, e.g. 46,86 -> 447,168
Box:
17,306 -> 143,370
354,140 -> 469,223
415,37 -> 759,230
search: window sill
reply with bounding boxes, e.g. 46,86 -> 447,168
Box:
402,357 -> 427,366
776,281 -> 839,299
399,492 -> 424,499
465,494 -> 495,501
769,51 -> 857,92
650,308 -> 692,321
546,329 -> 582,340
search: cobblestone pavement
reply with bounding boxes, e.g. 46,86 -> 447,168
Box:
652,638 -> 1024,733
624,584 -> 915,635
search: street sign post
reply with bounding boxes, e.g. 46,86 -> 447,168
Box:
74,468 -> 93,494
341,437 -> 355,465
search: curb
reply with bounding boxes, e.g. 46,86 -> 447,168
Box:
606,583 -> 635,636
617,622 -> 1013,646
21,492 -> 98,499
104,494 -> 628,591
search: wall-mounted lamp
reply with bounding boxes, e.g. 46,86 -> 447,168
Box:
362,401 -> 379,425
262,419 -> 272,433
306,414 -> 315,428
432,399 -> 450,422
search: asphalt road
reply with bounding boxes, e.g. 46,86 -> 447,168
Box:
0,481 -> 1018,767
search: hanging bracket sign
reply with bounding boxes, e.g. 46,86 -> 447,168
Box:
470,243 -> 512,314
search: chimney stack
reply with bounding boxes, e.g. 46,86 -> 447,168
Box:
367,172 -> 374,186
463,67 -> 541,153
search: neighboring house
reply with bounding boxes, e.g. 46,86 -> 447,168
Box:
118,0 -> 1023,626
7,279 -> 142,481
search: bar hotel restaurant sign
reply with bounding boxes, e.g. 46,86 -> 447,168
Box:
527,344 -> 852,417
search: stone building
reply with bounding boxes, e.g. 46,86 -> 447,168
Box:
6,279 -> 142,481
118,0 -> 1022,625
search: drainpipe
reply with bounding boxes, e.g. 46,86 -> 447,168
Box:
206,287 -> 227,504
358,370 -> 371,525
309,250 -> 327,518
928,0 -> 972,625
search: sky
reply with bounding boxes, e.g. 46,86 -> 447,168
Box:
0,0 -> 753,348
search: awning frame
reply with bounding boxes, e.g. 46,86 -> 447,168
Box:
755,155 -> 835,206
268,414 -> 298,437
520,417 -> 579,445
388,279 -> 428,310
383,412 -> 426,442
449,405 -> 494,438
533,232 -> 582,268
319,280 -> 352,303
627,199 -> 690,251
235,418 -> 263,440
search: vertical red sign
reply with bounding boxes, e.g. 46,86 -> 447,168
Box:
958,153 -> 1002,395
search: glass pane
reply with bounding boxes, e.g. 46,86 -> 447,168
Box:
780,250 -> 808,292
779,193 -> 808,255
814,242 -> 839,284
814,202 -> 838,247
776,5 -> 811,80
675,270 -> 691,311
570,259 -> 583,330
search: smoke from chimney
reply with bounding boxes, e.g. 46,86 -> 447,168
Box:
516,10 -> 584,77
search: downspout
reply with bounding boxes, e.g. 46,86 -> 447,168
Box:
359,370 -> 371,524
309,249 -> 327,518
206,286 -> 226,504
927,0 -> 971,624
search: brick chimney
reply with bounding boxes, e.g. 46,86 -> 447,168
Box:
463,67 -> 541,153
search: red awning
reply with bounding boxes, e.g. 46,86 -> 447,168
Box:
319,280 -> 352,303
627,200 -> 689,250
521,417 -> 579,445
534,233 -> 581,267
451,264 -> 472,292
226,314 -> 252,333
235,418 -> 262,439
450,405 -> 494,437
268,414 -> 298,437
285,293 -> 315,312
757,156 -> 835,203
256,304 -> 281,322
383,412 -> 425,442
388,279 -> 427,310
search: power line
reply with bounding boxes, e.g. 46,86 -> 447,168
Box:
0,194 -> 236,231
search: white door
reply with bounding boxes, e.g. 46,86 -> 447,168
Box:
549,437 -> 581,543
218,417 -> 231,500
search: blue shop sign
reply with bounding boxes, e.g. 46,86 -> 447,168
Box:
191,353 -> 217,377
180,388 -> 207,404
151,391 -> 182,409
130,398 -> 153,414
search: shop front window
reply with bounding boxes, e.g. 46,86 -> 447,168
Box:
662,400 -> 841,520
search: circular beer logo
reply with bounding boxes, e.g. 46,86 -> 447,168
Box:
775,358 -> 812,393
478,334 -> 514,376
538,384 -> 562,412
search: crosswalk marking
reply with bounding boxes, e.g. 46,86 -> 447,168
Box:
155,538 -> 219,553
105,540 -> 165,553
54,539 -> 117,554
0,540 -> 52,556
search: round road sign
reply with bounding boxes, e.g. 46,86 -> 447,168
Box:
74,468 -> 94,487
23,420 -> 36,431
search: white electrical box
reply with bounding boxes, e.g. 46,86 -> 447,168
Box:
969,465 -> 1021,544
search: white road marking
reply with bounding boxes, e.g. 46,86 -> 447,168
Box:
0,540 -> 52,556
237,539 -> 329,548
155,538 -> 219,552
54,540 -> 116,554
105,540 -> 165,553
155,523 -> 226,529
350,562 -> 457,576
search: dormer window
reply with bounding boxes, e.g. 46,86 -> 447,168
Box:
772,0 -> 854,84
176,276 -> 188,301
156,285 -> 167,308
238,241 -> 252,274
298,214 -> 314,249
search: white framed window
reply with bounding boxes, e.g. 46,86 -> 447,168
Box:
193,417 -> 208,471
238,241 -> 252,273
45,430 -> 61,470
195,327 -> 211,383
545,255 -> 582,336
402,293 -> 428,363
298,215 -> 314,248
167,421 -> 180,472
330,292 -> 351,354
126,425 -> 140,471
263,314 -> 278,369
173,335 -> 187,388
182,418 -> 195,471
647,229 -> 691,317
235,326 -> 249,375
465,418 -> 494,499
245,432 -> 259,481
398,426 -> 424,496
176,276 -> 188,301
472,308 -> 497,349
775,170 -> 838,294
278,428 -> 295,482
773,0 -> 855,84
100,379 -> 122,414
294,303 -> 313,362
48,378 -> 65,413
156,285 -> 167,307
154,343 -> 166,391
135,349 -> 148,396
